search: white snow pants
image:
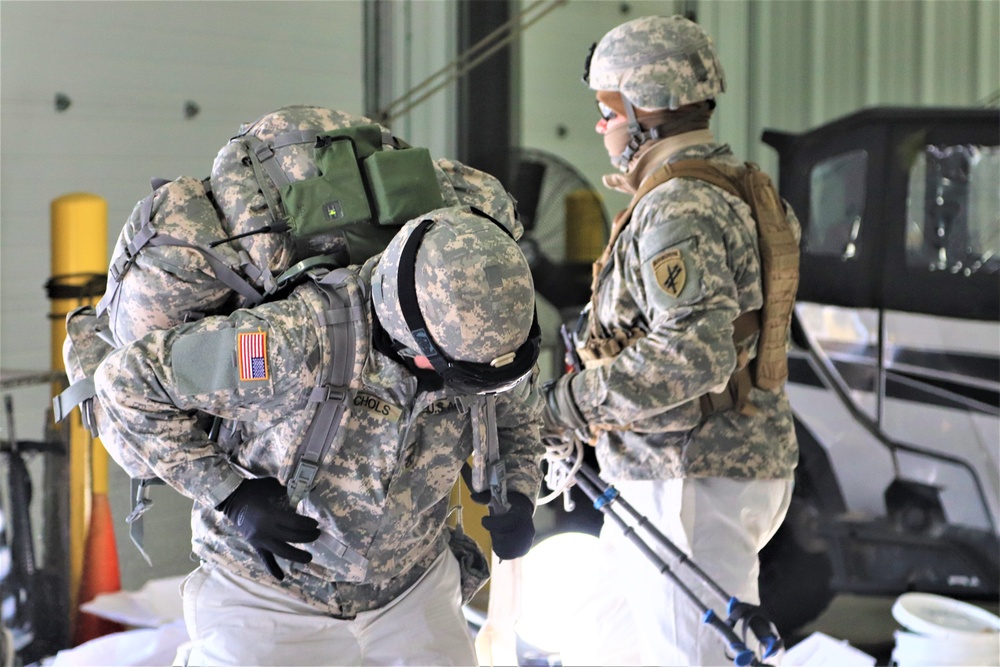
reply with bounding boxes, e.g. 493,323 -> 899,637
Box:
561,477 -> 793,667
174,550 -> 477,666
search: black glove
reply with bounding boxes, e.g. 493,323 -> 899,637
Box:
460,462 -> 493,505
480,492 -> 536,560
215,477 -> 321,581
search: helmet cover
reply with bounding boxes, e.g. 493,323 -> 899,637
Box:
372,207 -> 535,365
587,15 -> 726,110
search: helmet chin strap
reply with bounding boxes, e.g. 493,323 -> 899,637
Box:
615,98 -> 716,172
616,98 -> 662,171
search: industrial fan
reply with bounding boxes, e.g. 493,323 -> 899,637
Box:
510,148 -> 609,310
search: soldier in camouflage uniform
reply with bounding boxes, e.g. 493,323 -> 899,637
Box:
94,207 -> 543,666
542,16 -> 800,666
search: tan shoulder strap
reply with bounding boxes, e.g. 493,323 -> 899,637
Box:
589,159 -> 722,336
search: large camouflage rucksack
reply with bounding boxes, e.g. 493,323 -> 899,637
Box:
96,105 -> 517,345
55,105 -> 521,565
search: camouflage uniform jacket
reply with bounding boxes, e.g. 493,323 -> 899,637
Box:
572,132 -> 798,482
94,263 -> 544,618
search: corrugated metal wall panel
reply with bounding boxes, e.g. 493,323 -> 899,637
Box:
868,1 -> 924,104
714,0 -> 997,173
700,2 -> 752,171
811,1 -> 868,126
976,0 -> 1000,103
923,0 -> 978,103
752,0 -> 816,161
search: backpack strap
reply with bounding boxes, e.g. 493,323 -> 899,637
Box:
281,268 -> 370,574
286,268 -> 365,507
468,393 -> 509,514
52,377 -> 96,426
124,477 -> 166,566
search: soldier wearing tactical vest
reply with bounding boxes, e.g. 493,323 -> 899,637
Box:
541,16 -> 801,666
94,208 -> 543,666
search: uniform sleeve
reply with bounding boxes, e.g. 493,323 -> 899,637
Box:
494,370 -> 545,503
94,294 -> 321,508
572,181 -> 740,430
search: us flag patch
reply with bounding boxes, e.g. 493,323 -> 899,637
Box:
237,331 -> 269,381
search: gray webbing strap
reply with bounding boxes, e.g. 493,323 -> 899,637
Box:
241,137 -> 288,225
97,216 -> 157,317
382,129 -> 405,149
52,377 -> 95,424
97,185 -> 267,319
310,532 -> 370,571
125,477 -> 166,566
471,394 -> 509,515
287,270 -> 362,507
145,235 -> 266,305
270,129 -> 326,151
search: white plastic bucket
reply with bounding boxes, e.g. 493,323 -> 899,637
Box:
891,593 -> 1000,666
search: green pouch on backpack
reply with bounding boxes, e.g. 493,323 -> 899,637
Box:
281,137 -> 373,238
364,147 -> 444,226
279,125 -> 444,242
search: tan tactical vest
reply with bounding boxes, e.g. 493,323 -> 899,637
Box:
580,159 -> 800,416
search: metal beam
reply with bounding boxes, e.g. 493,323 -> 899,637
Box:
457,0 -> 516,188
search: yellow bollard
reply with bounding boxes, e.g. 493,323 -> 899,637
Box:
48,193 -> 111,636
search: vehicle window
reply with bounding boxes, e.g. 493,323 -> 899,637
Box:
906,144 -> 999,276
806,150 -> 868,260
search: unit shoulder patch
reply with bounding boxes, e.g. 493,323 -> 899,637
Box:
652,248 -> 687,297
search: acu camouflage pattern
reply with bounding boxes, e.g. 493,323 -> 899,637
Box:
78,104 -> 542,615
106,176 -> 241,346
100,105 -> 521,352
588,15 -> 726,110
62,306 -> 158,480
94,260 -> 543,617
572,140 -> 799,482
212,105 -> 524,285
371,209 -> 534,364
432,157 -> 523,241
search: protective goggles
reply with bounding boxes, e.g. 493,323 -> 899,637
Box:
596,100 -> 617,122
393,211 -> 541,396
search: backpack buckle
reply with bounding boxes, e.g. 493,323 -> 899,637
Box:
310,385 -> 348,404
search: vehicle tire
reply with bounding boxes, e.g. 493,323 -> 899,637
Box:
758,498 -> 836,639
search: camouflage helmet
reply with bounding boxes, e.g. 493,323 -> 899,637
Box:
585,15 -> 726,110
371,207 -> 535,367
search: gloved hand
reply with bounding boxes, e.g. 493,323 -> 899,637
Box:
542,373 -> 588,437
480,492 -> 536,560
215,477 -> 321,581
459,462 -> 492,505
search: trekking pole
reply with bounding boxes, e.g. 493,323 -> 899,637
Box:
545,446 -> 782,667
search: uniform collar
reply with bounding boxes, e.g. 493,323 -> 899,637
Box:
602,129 -> 717,195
